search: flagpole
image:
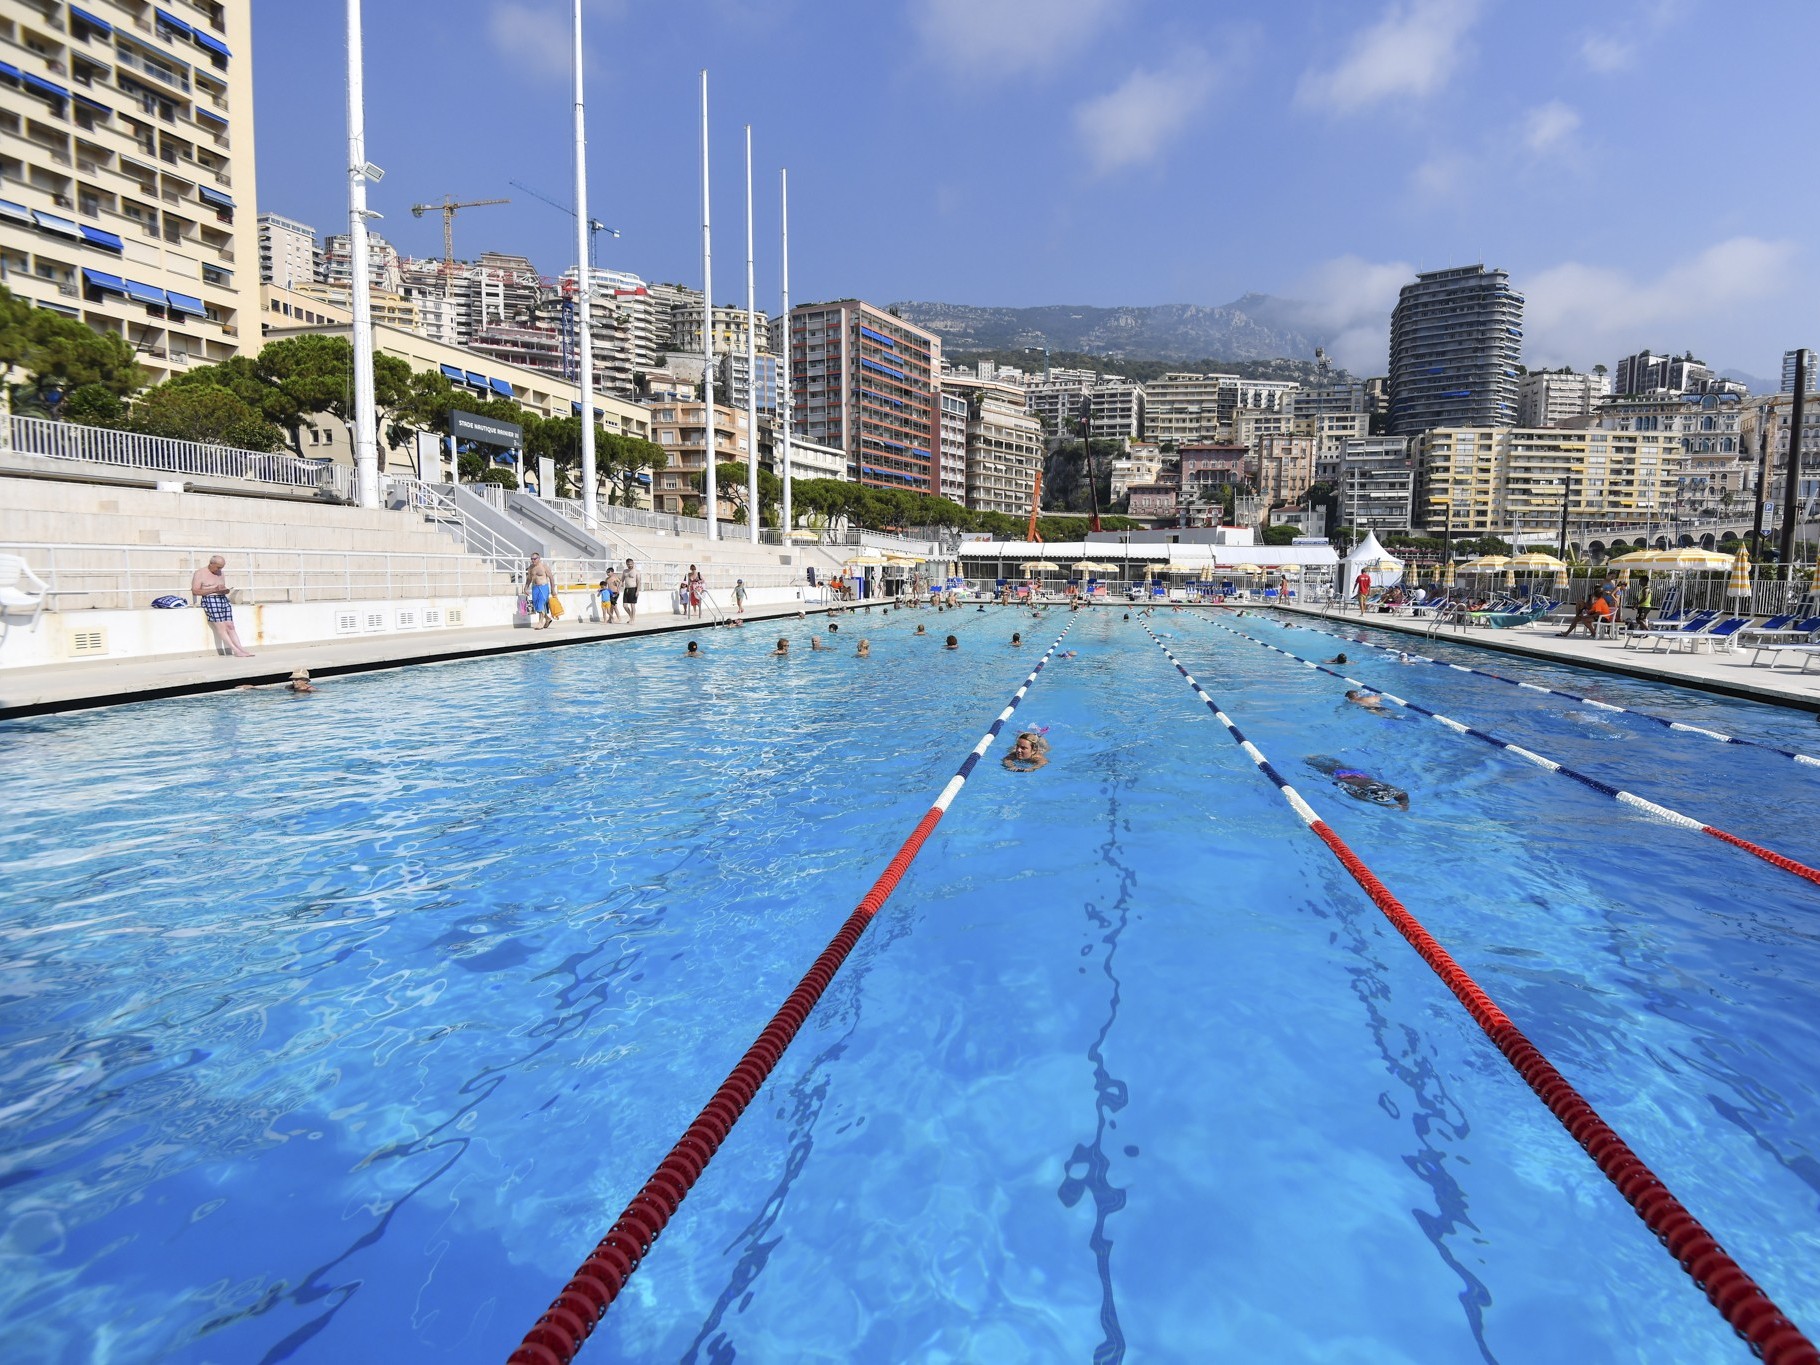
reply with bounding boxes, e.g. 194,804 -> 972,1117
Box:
700,70 -> 717,541
572,0 -> 597,527
779,167 -> 792,537
744,124 -> 758,543
345,0 -> 379,509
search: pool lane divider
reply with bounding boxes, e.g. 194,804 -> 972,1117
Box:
1140,625 -> 1818,1363
1270,613 -> 1820,769
1212,620 -> 1820,893
508,623 -> 1074,1365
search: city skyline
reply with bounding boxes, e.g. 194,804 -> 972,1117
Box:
250,0 -> 1818,382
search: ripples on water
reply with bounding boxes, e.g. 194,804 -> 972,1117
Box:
0,607 -> 1816,1363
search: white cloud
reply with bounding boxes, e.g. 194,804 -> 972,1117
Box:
1296,0 -> 1483,114
1522,101 -> 1581,156
1410,152 -> 1469,202
1524,238 -> 1799,367
912,0 -> 1118,78
1074,49 -> 1220,175
489,0 -> 625,78
1579,33 -> 1634,73
1277,256 -> 1416,374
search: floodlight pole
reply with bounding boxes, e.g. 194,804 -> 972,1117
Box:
572,0 -> 598,527
345,0 -> 379,509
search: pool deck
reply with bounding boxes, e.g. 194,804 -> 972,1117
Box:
1268,603 -> 1820,712
0,599 -> 844,720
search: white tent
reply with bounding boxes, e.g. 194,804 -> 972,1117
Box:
1342,531 -> 1404,589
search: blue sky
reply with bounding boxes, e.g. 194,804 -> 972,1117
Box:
253,0 -> 1815,380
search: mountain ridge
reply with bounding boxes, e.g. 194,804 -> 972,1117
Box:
889,297 -> 1319,364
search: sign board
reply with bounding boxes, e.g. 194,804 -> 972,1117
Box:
449,409 -> 523,447
1291,536 -> 1330,546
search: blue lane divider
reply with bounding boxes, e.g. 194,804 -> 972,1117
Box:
1205,618 -> 1820,893
1268,612 -> 1820,769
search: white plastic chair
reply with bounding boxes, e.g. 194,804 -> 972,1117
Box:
0,553 -> 49,628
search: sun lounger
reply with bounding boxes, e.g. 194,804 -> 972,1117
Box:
1622,610 -> 1717,651
1750,617 -> 1820,666
1662,616 -> 1749,653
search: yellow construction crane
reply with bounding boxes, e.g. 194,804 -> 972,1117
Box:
409,195 -> 509,273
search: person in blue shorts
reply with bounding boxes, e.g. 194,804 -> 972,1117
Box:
523,553 -> 554,629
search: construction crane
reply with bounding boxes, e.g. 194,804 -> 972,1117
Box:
508,180 -> 619,267
1026,467 -> 1043,543
409,195 -> 509,273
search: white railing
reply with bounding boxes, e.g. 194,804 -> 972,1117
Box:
5,415 -> 354,499
3,541 -> 521,612
390,477 -> 526,574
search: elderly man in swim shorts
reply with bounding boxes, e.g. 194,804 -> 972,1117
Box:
190,555 -> 254,657
620,558 -> 642,623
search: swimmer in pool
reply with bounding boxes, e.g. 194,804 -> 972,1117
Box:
1307,755 -> 1409,809
811,635 -> 827,650
915,624 -> 927,636
685,641 -> 701,657
1325,652 -> 1349,665
1011,632 -> 1023,647
945,634 -> 959,649
856,638 -> 870,657
1344,689 -> 1385,710
1002,731 -> 1049,772
772,638 -> 790,656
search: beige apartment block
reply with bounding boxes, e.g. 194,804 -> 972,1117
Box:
648,400 -> 749,519
1415,426 -> 1684,540
943,372 -> 1043,518
1,0 -> 260,384
1144,372 -> 1235,447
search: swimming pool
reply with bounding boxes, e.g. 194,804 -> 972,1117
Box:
3,606 -> 1817,1362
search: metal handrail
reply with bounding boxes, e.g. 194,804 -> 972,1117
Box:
5,415 -> 355,499
390,477 -> 526,573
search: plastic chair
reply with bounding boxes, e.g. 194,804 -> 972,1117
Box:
0,553 -> 49,628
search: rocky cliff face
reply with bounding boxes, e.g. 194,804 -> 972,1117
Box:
889,297 -> 1319,363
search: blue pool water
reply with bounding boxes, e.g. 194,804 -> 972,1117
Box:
2,605 -> 1817,1363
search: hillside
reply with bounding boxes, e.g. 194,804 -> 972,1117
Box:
946,348 -> 1338,387
890,296 -> 1319,364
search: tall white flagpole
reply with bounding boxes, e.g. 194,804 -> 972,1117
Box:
779,167 -> 792,536
700,70 -> 717,541
345,0 -> 379,508
744,125 -> 758,543
572,0 -> 598,527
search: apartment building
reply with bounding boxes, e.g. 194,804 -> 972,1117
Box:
1388,264 -> 1524,435
788,299 -> 941,494
1253,431 -> 1316,508
1292,376 -> 1367,417
1517,367 -> 1611,427
1177,443 -> 1248,505
256,209 -> 313,288
1109,445 -> 1163,502
937,389 -> 967,505
672,302 -> 762,359
1225,378 -> 1299,421
1144,372 -> 1233,446
1781,348 -> 1816,395
943,372 -> 1044,518
1337,437 -> 1414,535
1613,349 -> 1710,396
320,228 -> 400,293
647,400 -> 750,519
1086,380 -> 1144,442
0,0 -> 260,384
1309,410 -> 1366,483
756,423 -> 846,485
1413,426 -> 1682,539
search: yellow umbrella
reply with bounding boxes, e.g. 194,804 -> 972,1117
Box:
1727,547 -> 1752,599
1552,567 -> 1569,589
1442,560 -> 1457,587
1234,563 -> 1264,574
884,552 -> 925,565
1608,547 -> 1732,570
1019,560 -> 1056,574
845,551 -> 888,566
1071,560 -> 1116,571
1508,551 -> 1566,572
1458,555 -> 1510,573
1809,562 -> 1820,594
1502,568 -> 1516,588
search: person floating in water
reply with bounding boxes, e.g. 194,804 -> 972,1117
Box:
1344,688 -> 1385,710
772,638 -> 790,656
855,638 -> 870,657
1003,730 -> 1049,772
1325,652 -> 1349,665
811,635 -> 827,651
915,624 -> 927,636
685,641 -> 701,658
1306,755 -> 1409,809
945,634 -> 959,650
1011,632 -> 1023,647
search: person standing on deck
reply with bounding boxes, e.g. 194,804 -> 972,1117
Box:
1353,569 -> 1372,613
523,554 -> 555,630
621,559 -> 642,623
190,555 -> 254,657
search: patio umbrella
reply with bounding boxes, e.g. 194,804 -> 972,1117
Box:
1234,563 -> 1264,574
845,551 -> 887,566
1458,555 -> 1510,573
1552,567 -> 1569,589
1607,547 -> 1732,570
1442,561 -> 1457,587
1071,560 -> 1116,571
1727,547 -> 1752,598
1810,562 -> 1820,594
1508,551 -> 1566,572
1019,560 -> 1056,574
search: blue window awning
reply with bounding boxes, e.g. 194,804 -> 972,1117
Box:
124,280 -> 169,305
154,7 -> 193,35
22,73 -> 69,100
193,31 -> 231,59
0,199 -> 31,224
70,6 -> 114,34
464,371 -> 487,388
857,325 -> 898,348
195,107 -> 227,127
82,268 -> 126,292
80,225 -> 124,251
439,364 -> 464,381
166,290 -> 204,314
197,185 -> 233,209
74,93 -> 110,113
0,61 -> 22,82
488,377 -> 513,397
635,472 -> 652,485
33,210 -> 80,237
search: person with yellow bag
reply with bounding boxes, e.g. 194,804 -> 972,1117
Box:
523,553 -> 556,630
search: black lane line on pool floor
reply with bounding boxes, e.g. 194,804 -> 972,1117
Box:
1208,618 -> 1820,894
1272,613 -> 1820,769
509,624 -> 1075,1365
1137,624 -> 1818,1363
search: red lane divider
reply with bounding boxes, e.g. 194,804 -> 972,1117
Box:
507,625 -> 1073,1365
1143,626 -> 1818,1364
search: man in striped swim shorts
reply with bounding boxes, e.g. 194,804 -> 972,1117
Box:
190,555 -> 254,657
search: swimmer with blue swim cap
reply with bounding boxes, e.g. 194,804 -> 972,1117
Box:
1307,755 -> 1408,809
